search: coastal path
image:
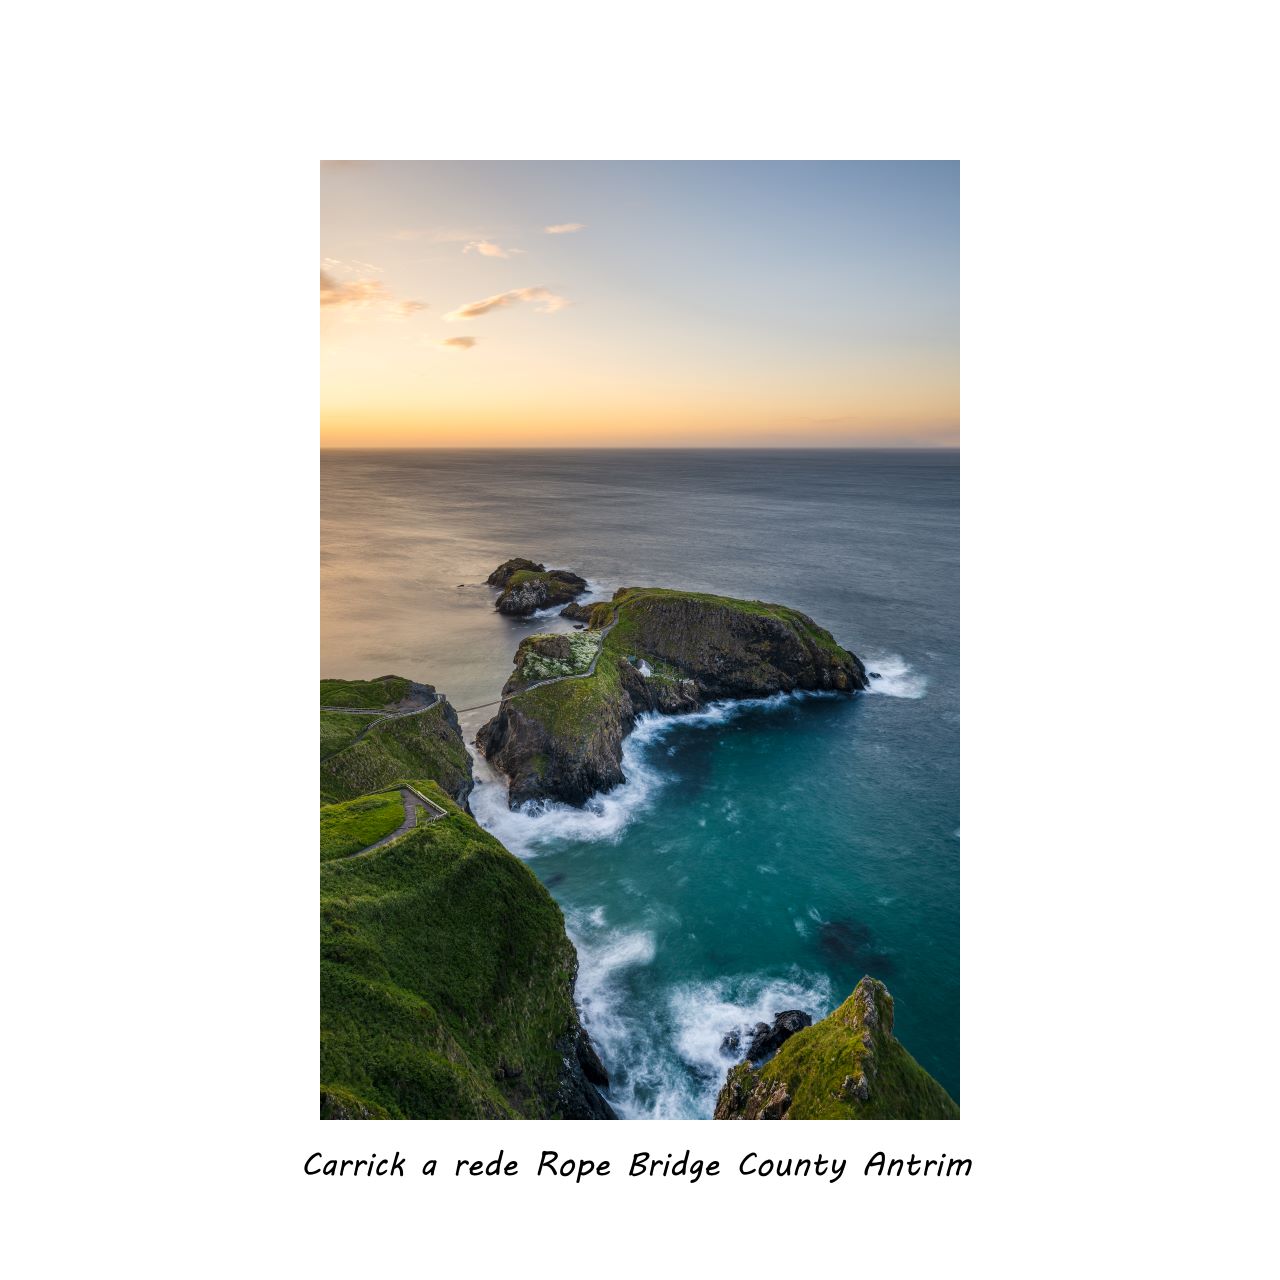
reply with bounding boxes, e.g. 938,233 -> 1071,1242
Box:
453,610 -> 621,715
346,784 -> 448,858
320,694 -> 443,760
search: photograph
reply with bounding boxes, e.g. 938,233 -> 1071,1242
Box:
320,160 -> 960,1120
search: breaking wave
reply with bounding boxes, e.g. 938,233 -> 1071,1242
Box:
584,962 -> 832,1120
469,690 -> 823,857
864,652 -> 929,699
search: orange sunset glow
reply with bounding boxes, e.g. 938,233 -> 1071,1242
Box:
321,161 -> 959,448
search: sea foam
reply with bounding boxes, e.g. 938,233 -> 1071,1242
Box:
469,689 -> 821,857
864,652 -> 929,698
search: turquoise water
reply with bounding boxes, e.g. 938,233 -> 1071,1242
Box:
322,448 -> 958,1117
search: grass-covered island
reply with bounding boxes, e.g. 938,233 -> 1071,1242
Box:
478,581 -> 868,807
319,678 -> 613,1119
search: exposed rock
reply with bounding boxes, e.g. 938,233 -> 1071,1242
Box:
554,1027 -> 616,1119
480,584 -> 867,807
560,600 -> 598,622
575,1027 -> 610,1088
713,976 -> 959,1120
744,1009 -> 812,1061
720,1029 -> 741,1056
492,563 -> 589,617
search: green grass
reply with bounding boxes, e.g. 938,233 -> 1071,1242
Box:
320,782 -> 583,1119
320,790 -> 406,861
502,586 -> 853,742
320,710 -> 381,759
719,979 -> 959,1119
505,569 -> 563,591
321,702 -> 471,805
321,676 -> 412,709
608,587 -> 851,660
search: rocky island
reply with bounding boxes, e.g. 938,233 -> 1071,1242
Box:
478,572 -> 868,807
487,557 -> 589,617
319,677 -> 613,1119
714,976 -> 958,1120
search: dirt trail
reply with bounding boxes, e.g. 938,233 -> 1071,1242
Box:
346,785 -> 448,858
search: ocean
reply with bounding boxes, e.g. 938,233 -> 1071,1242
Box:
321,448 -> 959,1116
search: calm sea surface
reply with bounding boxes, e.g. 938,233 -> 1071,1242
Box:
322,449 -> 959,1116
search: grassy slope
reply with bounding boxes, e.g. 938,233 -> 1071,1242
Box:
722,980 -> 959,1119
505,587 -> 851,741
320,702 -> 471,804
320,676 -> 413,708
320,710 -> 380,759
320,782 -> 581,1119
320,790 -> 406,861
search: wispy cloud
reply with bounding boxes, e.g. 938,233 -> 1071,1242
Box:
436,336 -> 478,350
463,240 -> 523,259
320,271 -> 426,318
544,222 -> 586,234
445,286 -> 569,321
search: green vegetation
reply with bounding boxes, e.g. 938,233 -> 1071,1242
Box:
321,701 -> 471,805
608,586 -> 852,662
503,587 -> 852,741
320,710 -> 380,759
321,676 -> 413,709
715,978 -> 958,1120
514,630 -> 602,683
320,790 -> 406,861
320,782 -> 584,1118
505,569 -> 560,592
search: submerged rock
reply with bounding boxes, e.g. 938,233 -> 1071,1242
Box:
713,977 -> 958,1120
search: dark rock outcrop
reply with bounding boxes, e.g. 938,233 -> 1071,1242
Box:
744,1010 -> 812,1061
489,560 -> 589,617
479,585 -> 867,807
560,600 -> 598,622
575,1027 -> 610,1088
555,1025 -> 616,1119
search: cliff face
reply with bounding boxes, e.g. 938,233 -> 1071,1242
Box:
478,586 -> 867,807
713,977 -> 958,1120
320,783 -> 615,1120
320,676 -> 613,1119
320,678 -> 474,808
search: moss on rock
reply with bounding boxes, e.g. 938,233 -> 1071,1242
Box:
713,977 -> 958,1120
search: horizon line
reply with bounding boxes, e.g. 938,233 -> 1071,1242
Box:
319,443 -> 961,452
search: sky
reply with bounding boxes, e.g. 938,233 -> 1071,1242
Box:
320,161 -> 958,448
